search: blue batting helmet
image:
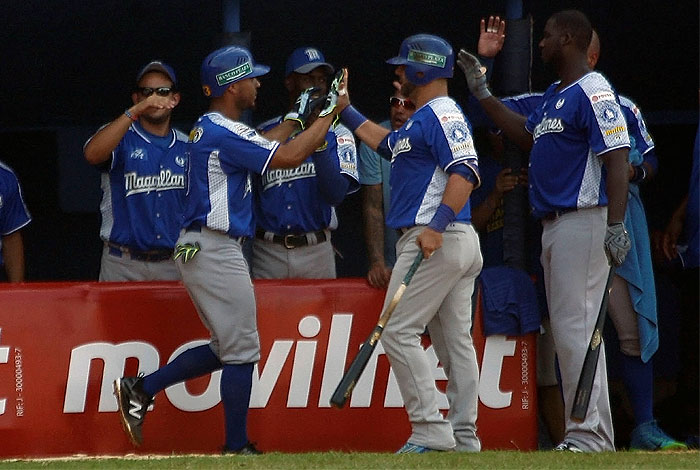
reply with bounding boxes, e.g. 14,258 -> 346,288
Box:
200,46 -> 270,97
386,34 -> 454,85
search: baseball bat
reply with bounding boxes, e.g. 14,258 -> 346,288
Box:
570,265 -> 616,422
330,251 -> 424,408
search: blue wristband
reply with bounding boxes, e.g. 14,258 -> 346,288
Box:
428,203 -> 456,233
340,105 -> 368,132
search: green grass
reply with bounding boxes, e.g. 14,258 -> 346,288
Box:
1,451 -> 698,470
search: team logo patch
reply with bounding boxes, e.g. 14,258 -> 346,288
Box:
407,49 -> 446,68
216,62 -> 252,86
190,127 -> 204,143
175,155 -> 186,167
590,91 -> 615,103
450,126 -> 468,141
600,106 -> 619,122
129,149 -> 146,160
555,98 -> 565,109
304,48 -> 322,61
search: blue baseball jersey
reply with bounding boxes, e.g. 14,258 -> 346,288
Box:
619,96 -> 655,168
0,161 -> 31,265
525,72 -> 630,218
254,118 -> 359,233
184,112 -> 279,238
86,123 -> 188,251
385,96 -> 480,229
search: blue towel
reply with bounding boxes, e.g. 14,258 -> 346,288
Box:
616,184 -> 658,363
479,266 -> 541,336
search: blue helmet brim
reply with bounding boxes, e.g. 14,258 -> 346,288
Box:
249,64 -> 270,79
386,56 -> 408,65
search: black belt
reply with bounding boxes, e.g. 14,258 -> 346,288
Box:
541,208 -> 577,221
185,224 -> 247,244
255,229 -> 327,249
106,243 -> 173,262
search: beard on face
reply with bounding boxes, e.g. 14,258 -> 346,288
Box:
140,110 -> 172,126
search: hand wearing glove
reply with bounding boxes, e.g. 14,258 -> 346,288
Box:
604,222 -> 631,266
284,86 -> 326,129
319,68 -> 347,126
456,49 -> 492,100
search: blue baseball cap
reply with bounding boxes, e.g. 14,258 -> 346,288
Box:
136,60 -> 178,86
285,47 -> 333,77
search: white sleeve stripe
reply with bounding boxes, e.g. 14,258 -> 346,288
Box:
595,143 -> 630,157
260,142 -> 280,175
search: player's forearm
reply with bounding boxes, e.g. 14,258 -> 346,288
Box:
441,173 -> 475,215
478,97 -> 532,151
84,114 -> 133,164
352,120 -> 392,153
2,232 -> 25,282
362,185 -> 387,265
269,114 -> 334,169
603,148 -> 630,224
259,120 -> 299,143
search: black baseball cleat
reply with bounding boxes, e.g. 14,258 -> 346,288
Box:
114,375 -> 154,446
222,442 -> 263,455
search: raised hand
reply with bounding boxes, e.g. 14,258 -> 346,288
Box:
478,15 -> 506,59
284,86 -> 325,129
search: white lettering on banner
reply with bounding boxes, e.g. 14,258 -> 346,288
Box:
63,342 -> 160,413
0,328 -> 9,415
250,341 -> 294,408
288,316 -> 320,407
317,314 -> 352,407
478,335 -> 516,409
60,314 -> 516,414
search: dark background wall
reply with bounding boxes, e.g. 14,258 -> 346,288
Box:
0,0 -> 697,280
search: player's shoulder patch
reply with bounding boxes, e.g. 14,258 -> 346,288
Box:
334,123 -> 357,153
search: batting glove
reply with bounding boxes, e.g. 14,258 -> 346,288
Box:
604,222 -> 631,266
284,87 -> 326,129
456,49 -> 492,100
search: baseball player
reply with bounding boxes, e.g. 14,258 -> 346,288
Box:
83,60 -> 187,281
0,161 -> 31,282
358,85 -> 416,288
252,47 -> 359,279
114,45 -> 347,453
340,34 -> 483,452
586,31 -> 686,451
458,10 -> 631,452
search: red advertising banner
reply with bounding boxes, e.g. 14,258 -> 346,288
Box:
0,280 -> 536,457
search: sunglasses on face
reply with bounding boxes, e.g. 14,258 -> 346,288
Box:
136,86 -> 175,97
389,96 -> 415,110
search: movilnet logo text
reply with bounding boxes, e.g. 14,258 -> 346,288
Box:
62,314 -> 517,414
